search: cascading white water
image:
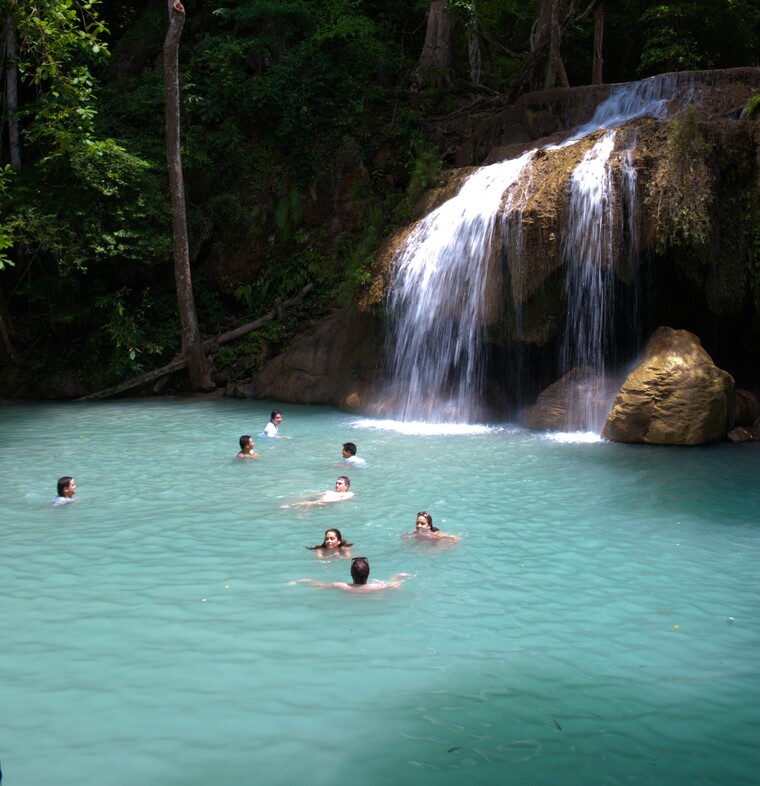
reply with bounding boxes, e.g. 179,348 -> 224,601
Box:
559,128 -> 642,432
384,74 -> 688,426
560,131 -> 619,432
385,152 -> 532,423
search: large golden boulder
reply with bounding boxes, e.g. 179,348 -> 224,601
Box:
602,327 -> 735,445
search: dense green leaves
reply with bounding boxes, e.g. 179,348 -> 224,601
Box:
1,0 -> 759,390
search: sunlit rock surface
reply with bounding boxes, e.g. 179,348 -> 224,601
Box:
602,327 -> 735,445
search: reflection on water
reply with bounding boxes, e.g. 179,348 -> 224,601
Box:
2,400 -> 760,786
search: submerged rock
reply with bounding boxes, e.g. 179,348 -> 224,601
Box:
601,327 -> 735,445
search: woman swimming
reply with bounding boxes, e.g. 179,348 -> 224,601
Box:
406,511 -> 460,542
306,528 -> 353,559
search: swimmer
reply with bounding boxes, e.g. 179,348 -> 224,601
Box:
236,434 -> 261,459
405,511 -> 459,542
263,409 -> 291,439
291,557 -> 410,593
341,442 -> 366,467
306,528 -> 352,559
281,476 -> 354,508
52,476 -> 77,506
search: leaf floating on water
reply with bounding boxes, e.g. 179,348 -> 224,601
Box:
447,746 -> 461,753
553,719 -> 563,731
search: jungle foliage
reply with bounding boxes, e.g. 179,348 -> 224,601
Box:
0,0 -> 759,393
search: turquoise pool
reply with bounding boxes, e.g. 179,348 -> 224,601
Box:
2,400 -> 759,785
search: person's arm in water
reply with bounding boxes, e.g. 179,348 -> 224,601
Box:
434,532 -> 460,542
289,579 -> 347,589
290,574 -> 410,591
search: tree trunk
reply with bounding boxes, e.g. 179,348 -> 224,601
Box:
543,0 -> 561,90
163,0 -> 213,391
412,0 -> 453,89
592,2 -> 604,85
5,12 -> 20,168
467,0 -> 482,86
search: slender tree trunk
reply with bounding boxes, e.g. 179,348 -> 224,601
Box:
0,282 -> 20,363
5,11 -> 20,168
412,0 -> 453,89
467,0 -> 482,86
163,0 -> 213,391
1,11 -> 21,364
592,3 -> 605,85
544,0 -> 561,90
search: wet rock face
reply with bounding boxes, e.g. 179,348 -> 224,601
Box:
240,305 -> 383,409
601,327 -> 735,445
520,366 -> 622,432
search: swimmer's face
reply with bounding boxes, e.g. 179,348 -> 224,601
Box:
273,413 -> 282,425
341,447 -> 350,458
324,531 -> 340,549
246,437 -> 254,449
415,517 -> 431,532
64,479 -> 77,498
335,478 -> 348,492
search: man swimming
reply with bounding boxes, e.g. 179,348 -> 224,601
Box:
236,435 -> 261,459
291,557 -> 410,592
263,409 -> 290,438
52,476 -> 77,506
341,442 -> 366,466
282,476 -> 354,508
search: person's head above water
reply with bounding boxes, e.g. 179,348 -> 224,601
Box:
350,557 -> 370,585
239,435 -> 253,450
342,442 -> 357,457
308,529 -> 352,550
270,409 -> 282,424
336,476 -> 350,491
415,511 -> 439,533
57,476 -> 76,498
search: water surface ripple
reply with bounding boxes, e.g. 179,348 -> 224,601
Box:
2,401 -> 759,785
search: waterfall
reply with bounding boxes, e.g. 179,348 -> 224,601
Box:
385,152 -> 532,423
383,74 -> 687,426
560,131 -> 618,431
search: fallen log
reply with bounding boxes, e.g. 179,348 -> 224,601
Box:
76,283 -> 314,401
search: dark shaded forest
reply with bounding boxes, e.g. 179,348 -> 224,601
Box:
1,0 -> 758,397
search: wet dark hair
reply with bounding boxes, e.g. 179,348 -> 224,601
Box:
239,435 -> 252,450
350,557 -> 370,585
342,442 -> 357,456
337,475 -> 350,489
57,476 -> 73,496
307,528 -> 353,551
416,511 -> 439,532
270,409 -> 282,420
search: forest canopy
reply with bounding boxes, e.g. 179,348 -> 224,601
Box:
0,0 -> 758,394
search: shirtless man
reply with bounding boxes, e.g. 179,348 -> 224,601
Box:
52,476 -> 77,506
291,557 -> 410,593
282,476 -> 354,508
236,435 -> 261,459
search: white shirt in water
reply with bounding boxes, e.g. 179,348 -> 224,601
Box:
344,455 -> 366,466
263,422 -> 278,438
52,496 -> 76,506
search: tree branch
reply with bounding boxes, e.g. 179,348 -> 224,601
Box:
75,284 -> 314,401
